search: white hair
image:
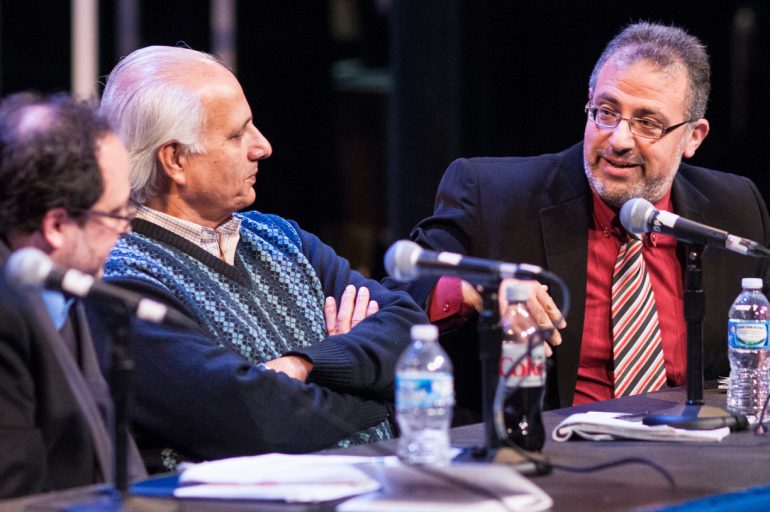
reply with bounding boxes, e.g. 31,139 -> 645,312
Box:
100,46 -> 227,203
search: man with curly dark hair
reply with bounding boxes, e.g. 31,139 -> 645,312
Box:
0,92 -> 145,498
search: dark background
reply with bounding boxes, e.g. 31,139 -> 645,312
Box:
2,1 -> 768,277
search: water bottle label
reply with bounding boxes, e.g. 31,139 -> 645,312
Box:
728,320 -> 769,348
396,372 -> 455,408
499,342 -> 546,388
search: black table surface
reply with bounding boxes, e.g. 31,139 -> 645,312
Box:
3,386 -> 770,511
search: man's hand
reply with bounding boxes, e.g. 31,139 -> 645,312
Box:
263,355 -> 313,381
460,278 -> 566,356
324,284 -> 379,336
498,278 -> 566,356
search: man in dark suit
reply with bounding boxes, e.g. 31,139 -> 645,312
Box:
0,93 -> 146,498
404,22 -> 770,412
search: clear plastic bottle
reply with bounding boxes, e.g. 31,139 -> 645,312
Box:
396,324 -> 454,466
727,277 -> 770,424
494,283 -> 546,451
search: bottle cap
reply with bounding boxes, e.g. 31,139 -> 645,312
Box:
742,277 -> 763,290
506,283 -> 530,302
411,324 -> 438,340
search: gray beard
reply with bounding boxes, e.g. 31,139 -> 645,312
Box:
583,157 -> 678,209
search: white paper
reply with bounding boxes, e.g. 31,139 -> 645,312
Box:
174,453 -> 387,502
338,462 -> 552,512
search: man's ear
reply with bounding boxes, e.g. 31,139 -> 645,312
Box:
157,141 -> 186,187
682,118 -> 710,159
39,208 -> 71,251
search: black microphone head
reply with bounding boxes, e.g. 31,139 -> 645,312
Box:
384,240 -> 422,281
5,247 -> 54,290
619,198 -> 655,235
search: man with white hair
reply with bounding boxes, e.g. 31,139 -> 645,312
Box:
99,46 -> 426,469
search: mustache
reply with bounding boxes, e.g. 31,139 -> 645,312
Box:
599,150 -> 644,167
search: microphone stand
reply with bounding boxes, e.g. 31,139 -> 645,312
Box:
477,280 -> 503,455
452,280 -> 501,461
452,281 -> 546,473
110,320 -> 133,497
644,243 -> 747,430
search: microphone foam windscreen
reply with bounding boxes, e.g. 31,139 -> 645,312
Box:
384,240 -> 421,281
619,198 -> 655,234
5,247 -> 52,289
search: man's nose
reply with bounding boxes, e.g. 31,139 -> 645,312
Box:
608,118 -> 635,150
249,129 -> 272,160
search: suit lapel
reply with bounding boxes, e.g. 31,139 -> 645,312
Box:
539,144 -> 592,407
23,291 -> 115,483
671,173 -> 725,305
540,196 -> 591,407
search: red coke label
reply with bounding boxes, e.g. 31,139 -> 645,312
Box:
499,342 -> 546,388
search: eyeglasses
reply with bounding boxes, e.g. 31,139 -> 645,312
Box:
585,103 -> 694,140
68,204 -> 137,231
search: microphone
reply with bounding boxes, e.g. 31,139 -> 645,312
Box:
384,240 -> 544,282
5,247 -> 196,327
620,198 -> 770,258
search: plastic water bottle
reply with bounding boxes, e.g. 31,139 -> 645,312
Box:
396,324 -> 454,466
727,277 -> 770,424
495,283 -> 546,451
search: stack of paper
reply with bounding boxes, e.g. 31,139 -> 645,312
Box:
339,463 -> 553,512
173,452 -> 553,511
552,411 -> 730,442
175,453 -> 383,502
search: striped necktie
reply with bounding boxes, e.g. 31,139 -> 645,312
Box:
611,234 -> 666,397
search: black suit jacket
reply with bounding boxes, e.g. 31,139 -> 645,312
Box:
409,143 -> 770,409
0,243 -> 145,498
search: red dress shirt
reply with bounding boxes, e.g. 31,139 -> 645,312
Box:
575,190 -> 686,405
428,191 -> 687,406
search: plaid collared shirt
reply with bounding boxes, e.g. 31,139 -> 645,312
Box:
134,205 -> 242,265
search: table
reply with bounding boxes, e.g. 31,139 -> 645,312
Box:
3,386 -> 769,511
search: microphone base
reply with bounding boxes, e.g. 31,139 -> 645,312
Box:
643,404 -> 748,431
453,445 -> 551,475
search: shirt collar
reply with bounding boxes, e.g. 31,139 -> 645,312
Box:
134,204 -> 242,264
41,289 -> 75,331
591,188 -> 674,247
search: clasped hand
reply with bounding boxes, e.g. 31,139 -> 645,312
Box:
263,284 -> 379,381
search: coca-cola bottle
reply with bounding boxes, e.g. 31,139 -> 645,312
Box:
494,283 -> 546,451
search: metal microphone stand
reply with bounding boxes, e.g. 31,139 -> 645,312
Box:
644,243 -> 748,430
110,319 -> 133,497
453,280 -> 501,460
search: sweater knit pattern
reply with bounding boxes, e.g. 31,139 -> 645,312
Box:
104,211 -> 392,449
105,212 -> 327,362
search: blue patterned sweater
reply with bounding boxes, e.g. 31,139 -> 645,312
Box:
102,211 -> 427,462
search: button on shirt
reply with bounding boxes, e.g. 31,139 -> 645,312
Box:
574,190 -> 686,405
134,205 -> 242,265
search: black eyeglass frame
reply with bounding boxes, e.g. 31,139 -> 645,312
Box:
67,206 -> 137,227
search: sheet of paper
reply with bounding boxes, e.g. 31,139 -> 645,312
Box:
338,462 -> 553,512
174,453 -> 387,502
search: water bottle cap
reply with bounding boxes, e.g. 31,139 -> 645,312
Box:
742,277 -> 763,290
411,324 -> 438,340
505,283 -> 530,302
